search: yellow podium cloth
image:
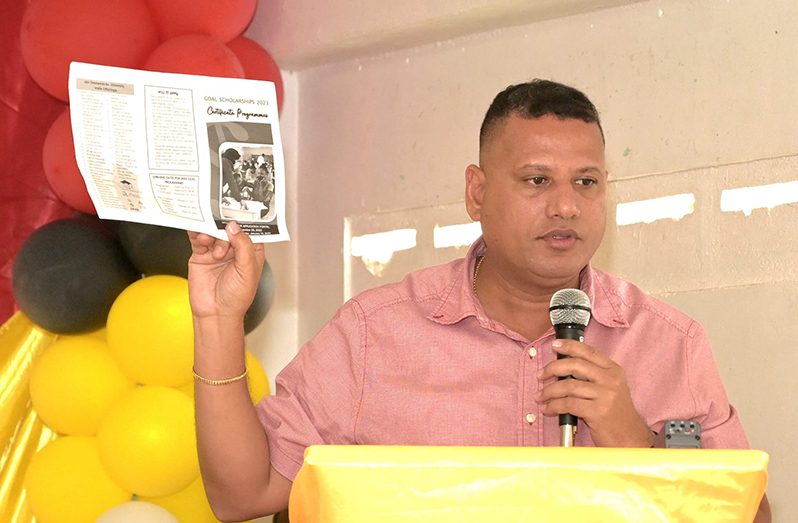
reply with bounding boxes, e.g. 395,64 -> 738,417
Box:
290,445 -> 768,523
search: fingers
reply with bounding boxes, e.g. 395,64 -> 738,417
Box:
536,340 -> 623,414
536,378 -> 598,405
188,231 -> 212,253
535,376 -> 618,420
224,221 -> 265,277
187,230 -> 230,258
537,340 -> 614,382
535,343 -> 650,447
188,225 -> 266,274
539,359 -> 595,382
537,397 -> 595,419
551,339 -> 612,366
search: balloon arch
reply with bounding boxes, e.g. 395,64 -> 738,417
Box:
1,0 -> 282,521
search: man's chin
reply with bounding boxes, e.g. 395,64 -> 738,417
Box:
533,260 -> 590,284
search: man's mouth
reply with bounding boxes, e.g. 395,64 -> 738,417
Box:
540,229 -> 580,248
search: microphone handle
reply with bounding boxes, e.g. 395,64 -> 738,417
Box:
554,324 -> 585,444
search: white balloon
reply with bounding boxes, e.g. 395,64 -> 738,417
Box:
96,501 -> 179,523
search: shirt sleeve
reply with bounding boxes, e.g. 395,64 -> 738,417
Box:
686,321 -> 750,449
255,300 -> 366,481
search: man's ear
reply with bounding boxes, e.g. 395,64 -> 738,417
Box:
465,164 -> 486,221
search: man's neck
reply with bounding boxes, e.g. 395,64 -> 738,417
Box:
473,257 -> 582,341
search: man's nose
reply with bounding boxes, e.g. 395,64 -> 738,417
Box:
546,184 -> 580,219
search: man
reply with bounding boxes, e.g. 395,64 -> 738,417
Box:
188,80 -> 769,521
221,148 -> 242,201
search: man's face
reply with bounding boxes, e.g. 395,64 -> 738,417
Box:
465,113 -> 607,287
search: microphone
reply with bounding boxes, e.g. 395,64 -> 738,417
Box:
549,288 -> 592,447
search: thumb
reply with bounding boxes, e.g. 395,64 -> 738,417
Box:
225,221 -> 262,278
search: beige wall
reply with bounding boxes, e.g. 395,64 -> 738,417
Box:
247,0 -> 797,518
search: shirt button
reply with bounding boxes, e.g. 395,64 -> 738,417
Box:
528,346 -> 537,358
525,413 -> 537,424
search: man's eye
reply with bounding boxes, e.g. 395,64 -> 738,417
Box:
527,176 -> 547,186
576,178 -> 597,186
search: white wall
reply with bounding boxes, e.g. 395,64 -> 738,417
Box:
245,69 -> 299,390
247,0 -> 798,518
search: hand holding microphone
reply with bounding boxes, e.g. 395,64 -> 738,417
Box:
538,289 -> 653,448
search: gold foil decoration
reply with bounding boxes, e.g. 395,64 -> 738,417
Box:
0,312 -> 58,523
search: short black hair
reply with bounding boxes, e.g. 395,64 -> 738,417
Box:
222,148 -> 241,161
479,79 -> 604,147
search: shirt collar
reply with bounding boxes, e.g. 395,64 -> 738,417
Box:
578,264 -> 629,329
428,237 -> 628,330
427,238 -> 486,325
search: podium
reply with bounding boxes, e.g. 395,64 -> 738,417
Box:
289,446 -> 768,522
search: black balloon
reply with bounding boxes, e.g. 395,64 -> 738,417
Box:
12,217 -> 139,333
244,259 -> 275,334
114,219 -> 274,333
115,221 -> 192,277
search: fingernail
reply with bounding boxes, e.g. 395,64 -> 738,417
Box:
552,340 -> 562,348
536,370 -> 544,379
227,221 -> 241,235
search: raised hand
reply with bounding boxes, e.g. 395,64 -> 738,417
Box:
535,339 -> 654,448
187,221 -> 265,321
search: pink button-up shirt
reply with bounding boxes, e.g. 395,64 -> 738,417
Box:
257,240 -> 748,481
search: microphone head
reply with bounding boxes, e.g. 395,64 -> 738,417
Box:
549,288 -> 591,328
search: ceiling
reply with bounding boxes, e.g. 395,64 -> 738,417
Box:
247,0 -> 646,69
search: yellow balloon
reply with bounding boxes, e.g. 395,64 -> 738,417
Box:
60,326 -> 107,342
142,476 -> 223,523
177,379 -> 194,398
98,386 -> 199,497
87,326 -> 107,341
24,436 -> 131,523
106,276 -> 194,387
29,336 -> 134,435
246,351 -> 271,404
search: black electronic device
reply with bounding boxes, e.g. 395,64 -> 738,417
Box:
654,420 -> 702,449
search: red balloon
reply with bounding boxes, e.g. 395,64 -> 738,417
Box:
19,0 -> 158,102
144,0 -> 256,43
226,36 -> 285,112
144,35 -> 245,79
42,108 -> 96,215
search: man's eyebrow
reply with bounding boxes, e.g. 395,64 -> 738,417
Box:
516,164 -> 603,175
517,163 -> 552,173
